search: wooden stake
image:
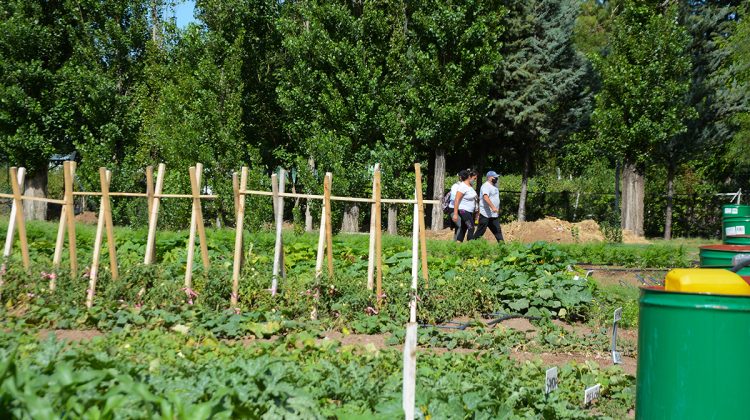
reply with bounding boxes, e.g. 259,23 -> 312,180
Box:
375,169 -> 383,305
63,161 -> 77,278
8,167 -> 29,272
52,205 -> 66,286
3,167 -> 25,258
324,172 -> 333,277
402,194 -> 421,419
271,170 -> 286,295
315,205 -> 326,280
101,169 -> 118,281
144,163 -> 165,265
192,165 -> 209,271
414,163 -> 429,286
146,165 -> 154,218
185,164 -> 208,288
367,163 -> 380,290
231,167 -> 248,307
87,169 -> 112,308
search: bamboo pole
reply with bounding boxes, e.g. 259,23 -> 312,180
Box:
3,168 -> 25,258
86,169 -> 113,308
101,169 -> 118,281
324,173 -> 333,277
73,191 -> 147,198
367,164 -> 379,290
271,170 -> 286,295
63,161 -> 77,278
315,205 -> 327,280
144,163 -> 165,265
414,163 -> 429,286
236,189 -> 439,205
231,167 -> 248,307
8,167 -> 29,272
0,194 -> 66,204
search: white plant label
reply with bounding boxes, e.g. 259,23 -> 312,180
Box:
734,208 -> 739,214
612,351 -> 622,364
545,367 -> 558,395
727,227 -> 736,236
584,384 -> 601,405
726,208 -> 732,214
613,307 -> 622,323
737,225 -> 746,235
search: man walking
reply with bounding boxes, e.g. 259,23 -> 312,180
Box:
474,170 -> 504,242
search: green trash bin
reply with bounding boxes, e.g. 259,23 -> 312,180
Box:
722,204 -> 750,245
636,287 -> 750,419
699,245 -> 750,275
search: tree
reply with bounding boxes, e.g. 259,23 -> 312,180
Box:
402,0 -> 505,230
592,1 -> 693,237
487,0 -> 591,221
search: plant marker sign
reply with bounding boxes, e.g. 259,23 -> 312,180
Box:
584,384 -> 601,406
545,367 -> 558,395
611,307 -> 622,365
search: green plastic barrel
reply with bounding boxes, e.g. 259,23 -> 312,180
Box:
722,205 -> 750,245
699,245 -> 750,275
636,287 -> 750,419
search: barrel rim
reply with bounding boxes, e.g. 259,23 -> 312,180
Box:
641,285 -> 750,300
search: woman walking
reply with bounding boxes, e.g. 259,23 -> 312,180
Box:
452,169 -> 478,242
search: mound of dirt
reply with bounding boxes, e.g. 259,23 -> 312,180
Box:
75,211 -> 98,225
428,217 -> 649,244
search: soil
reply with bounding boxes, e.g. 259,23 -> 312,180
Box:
38,329 -> 103,341
75,211 -> 98,225
428,217 -> 649,244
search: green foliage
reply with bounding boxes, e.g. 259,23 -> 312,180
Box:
0,329 -> 635,418
591,1 -> 695,169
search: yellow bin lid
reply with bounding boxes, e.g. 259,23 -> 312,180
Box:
665,268 -> 750,296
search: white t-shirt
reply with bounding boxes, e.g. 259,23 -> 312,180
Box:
448,182 -> 460,208
479,182 -> 500,218
456,182 -> 477,212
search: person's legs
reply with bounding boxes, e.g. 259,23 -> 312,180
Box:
487,217 -> 504,242
460,210 -> 475,241
456,210 -> 473,242
474,214 -> 489,239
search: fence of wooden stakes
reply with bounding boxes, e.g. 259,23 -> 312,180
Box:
1,161 -> 433,415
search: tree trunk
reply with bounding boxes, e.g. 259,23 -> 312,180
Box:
306,157 -> 315,232
621,162 -> 645,237
387,205 -> 398,234
664,163 -> 675,240
23,166 -> 48,221
341,203 -> 360,232
517,149 -> 530,222
430,148 -> 446,230
614,162 -> 620,218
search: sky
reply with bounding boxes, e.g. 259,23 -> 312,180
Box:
173,0 -> 197,28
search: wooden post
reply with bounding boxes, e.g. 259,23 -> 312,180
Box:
323,172 -> 333,277
144,163 -> 165,265
185,164 -> 208,288
414,163 -> 429,286
101,169 -> 118,281
231,167 -> 248,307
315,205 -> 326,280
52,206 -> 66,288
63,161 -> 77,278
402,193 -> 421,419
3,167 -> 25,258
146,165 -> 154,218
8,167 -> 29,272
271,170 -> 286,295
374,169 -> 383,305
87,169 -> 113,308
367,164 -> 380,290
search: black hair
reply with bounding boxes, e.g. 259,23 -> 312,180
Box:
458,169 -> 469,181
468,169 -> 478,178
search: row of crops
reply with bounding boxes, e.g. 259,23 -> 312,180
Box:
0,219 -> 692,417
